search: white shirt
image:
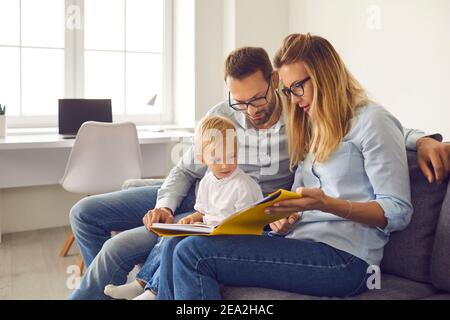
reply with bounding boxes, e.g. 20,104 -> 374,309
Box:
194,167 -> 264,226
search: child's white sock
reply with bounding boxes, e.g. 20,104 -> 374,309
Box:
104,280 -> 144,300
132,290 -> 156,300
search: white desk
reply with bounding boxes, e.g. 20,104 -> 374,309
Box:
0,126 -> 194,150
0,127 -> 193,188
0,127 -> 194,241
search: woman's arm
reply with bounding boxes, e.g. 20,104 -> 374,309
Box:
325,197 -> 387,228
267,106 -> 412,232
357,107 -> 413,233
266,187 -> 387,228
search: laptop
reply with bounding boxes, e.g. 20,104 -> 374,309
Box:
58,99 -> 113,138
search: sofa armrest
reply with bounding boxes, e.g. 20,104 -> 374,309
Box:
121,178 -> 165,190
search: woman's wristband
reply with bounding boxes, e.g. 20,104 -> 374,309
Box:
324,197 -> 353,220
344,200 -> 353,219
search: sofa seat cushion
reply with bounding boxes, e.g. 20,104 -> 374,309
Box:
122,178 -> 165,190
222,274 -> 438,300
422,294 -> 450,300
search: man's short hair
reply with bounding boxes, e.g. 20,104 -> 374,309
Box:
224,47 -> 273,81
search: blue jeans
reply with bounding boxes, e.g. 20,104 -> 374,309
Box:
136,232 -> 281,294
68,183 -> 196,300
156,235 -> 370,300
136,237 -> 165,294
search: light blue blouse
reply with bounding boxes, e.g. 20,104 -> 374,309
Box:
287,103 -> 413,266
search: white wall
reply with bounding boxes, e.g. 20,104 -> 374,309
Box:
289,0 -> 450,141
1,185 -> 83,234
233,0 -> 289,58
172,0 -> 224,125
173,0 -> 290,125
172,0 -> 196,126
194,0 -> 225,120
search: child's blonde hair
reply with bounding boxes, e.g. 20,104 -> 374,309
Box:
195,115 -> 238,161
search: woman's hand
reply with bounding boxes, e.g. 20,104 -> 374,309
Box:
266,188 -> 330,234
265,187 -> 330,215
267,188 -> 388,228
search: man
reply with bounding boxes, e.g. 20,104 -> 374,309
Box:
69,47 -> 450,299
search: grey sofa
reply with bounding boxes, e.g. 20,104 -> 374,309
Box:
123,151 -> 450,300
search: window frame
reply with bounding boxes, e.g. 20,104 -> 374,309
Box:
5,0 -> 173,129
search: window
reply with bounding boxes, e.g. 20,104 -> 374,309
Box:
0,0 -> 65,119
0,0 -> 172,128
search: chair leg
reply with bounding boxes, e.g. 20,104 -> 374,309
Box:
59,231 -> 75,257
60,230 -> 85,274
77,255 -> 85,274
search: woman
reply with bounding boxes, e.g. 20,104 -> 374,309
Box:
155,33 -> 413,299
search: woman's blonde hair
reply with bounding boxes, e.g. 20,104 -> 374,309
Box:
195,115 -> 238,161
273,33 -> 368,168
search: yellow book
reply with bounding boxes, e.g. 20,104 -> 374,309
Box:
150,189 -> 301,237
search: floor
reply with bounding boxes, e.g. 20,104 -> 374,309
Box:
0,226 -> 79,300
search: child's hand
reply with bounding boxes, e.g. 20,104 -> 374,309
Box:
269,213 -> 300,234
178,215 -> 196,224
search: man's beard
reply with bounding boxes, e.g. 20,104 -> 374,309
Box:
247,98 -> 277,127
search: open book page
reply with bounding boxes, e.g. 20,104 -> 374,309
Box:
150,223 -> 216,234
150,189 -> 301,237
255,190 -> 283,205
150,193 -> 281,235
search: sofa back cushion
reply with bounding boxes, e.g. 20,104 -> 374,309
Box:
430,181 -> 450,292
381,151 -> 449,283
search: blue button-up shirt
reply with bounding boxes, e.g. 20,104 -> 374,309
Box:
287,103 -> 414,266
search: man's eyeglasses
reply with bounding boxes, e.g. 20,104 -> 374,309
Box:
228,79 -> 271,111
281,76 -> 311,98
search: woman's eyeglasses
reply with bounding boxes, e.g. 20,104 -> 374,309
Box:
281,76 -> 311,98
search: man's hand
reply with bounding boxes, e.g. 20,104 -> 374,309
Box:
269,213 -> 300,234
417,137 -> 450,184
142,207 -> 174,231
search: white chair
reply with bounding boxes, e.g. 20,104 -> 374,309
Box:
59,121 -> 143,273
